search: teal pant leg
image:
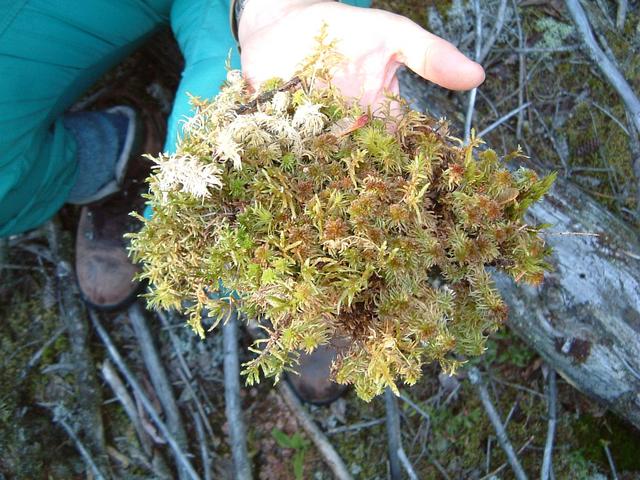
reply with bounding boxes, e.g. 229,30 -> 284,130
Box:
0,0 -> 172,237
165,0 -> 239,153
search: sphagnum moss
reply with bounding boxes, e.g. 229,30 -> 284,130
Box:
128,34 -> 555,401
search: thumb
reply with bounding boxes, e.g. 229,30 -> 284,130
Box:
393,20 -> 485,91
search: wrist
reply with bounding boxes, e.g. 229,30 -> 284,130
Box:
238,0 -> 330,46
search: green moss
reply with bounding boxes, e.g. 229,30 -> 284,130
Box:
575,412 -> 640,472
130,34 -> 554,402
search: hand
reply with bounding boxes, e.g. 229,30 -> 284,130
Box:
238,0 -> 485,109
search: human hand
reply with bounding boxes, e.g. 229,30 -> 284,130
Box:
238,0 -> 485,109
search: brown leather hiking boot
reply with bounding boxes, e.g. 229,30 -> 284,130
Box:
75,105 -> 161,310
75,183 -> 146,309
285,337 -> 350,404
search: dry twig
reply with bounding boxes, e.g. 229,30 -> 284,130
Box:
398,446 -> 419,480
565,0 -> 640,134
541,366 -> 557,480
101,360 -> 153,457
278,381 -> 354,480
43,403 -> 108,480
223,312 -> 252,480
464,0 -> 483,143
45,220 -> 112,477
128,303 -> 191,480
602,441 -> 619,480
468,367 -> 528,480
89,310 -> 201,480
157,310 -> 216,441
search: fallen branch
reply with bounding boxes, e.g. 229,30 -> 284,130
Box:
89,310 -> 201,480
468,367 -> 528,480
278,381 -> 354,480
223,312 -> 252,480
541,366 -> 557,480
384,388 -> 402,479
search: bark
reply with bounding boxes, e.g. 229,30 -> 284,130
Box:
493,176 -> 640,430
398,70 -> 640,430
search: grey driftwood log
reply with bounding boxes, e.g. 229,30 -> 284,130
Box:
399,70 -> 640,430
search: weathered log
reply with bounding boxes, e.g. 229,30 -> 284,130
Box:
399,70 -> 640,430
493,178 -> 640,430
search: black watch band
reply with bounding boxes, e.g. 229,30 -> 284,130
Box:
231,0 -> 251,43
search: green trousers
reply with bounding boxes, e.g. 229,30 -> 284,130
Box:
0,0 -> 369,237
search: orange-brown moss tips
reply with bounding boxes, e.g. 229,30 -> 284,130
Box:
128,38 -> 555,401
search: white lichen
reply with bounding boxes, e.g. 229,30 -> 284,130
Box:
152,153 -> 223,200
292,101 -> 327,136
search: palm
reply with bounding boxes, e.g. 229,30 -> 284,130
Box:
239,2 -> 485,109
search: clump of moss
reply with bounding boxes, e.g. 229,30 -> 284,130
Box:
129,32 -> 554,401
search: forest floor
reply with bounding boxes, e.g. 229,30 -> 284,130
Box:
1,1 -> 640,479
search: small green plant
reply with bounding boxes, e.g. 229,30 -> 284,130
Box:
271,428 -> 310,479
128,29 -> 555,401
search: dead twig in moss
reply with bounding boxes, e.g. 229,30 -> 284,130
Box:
384,388 -> 402,479
18,327 -> 64,381
479,0 -> 509,64
89,309 -> 201,480
468,367 -> 528,480
235,76 -> 302,115
326,418 -> 385,435
223,312 -> 252,480
541,366 -> 557,480
478,436 -> 534,480
278,381 -> 354,480
616,0 -> 628,30
512,0 -> 526,140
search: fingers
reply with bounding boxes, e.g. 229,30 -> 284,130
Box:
393,19 -> 485,91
